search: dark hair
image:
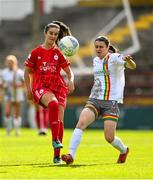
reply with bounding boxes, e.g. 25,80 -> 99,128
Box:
109,45 -> 118,53
44,23 -> 60,34
95,36 -> 118,53
52,20 -> 72,40
95,36 -> 110,47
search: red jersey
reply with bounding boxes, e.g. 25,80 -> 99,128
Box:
24,45 -> 70,93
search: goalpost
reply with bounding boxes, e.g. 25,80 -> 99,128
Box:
72,0 -> 140,75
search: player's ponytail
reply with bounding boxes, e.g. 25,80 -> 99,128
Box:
52,21 -> 72,40
109,45 -> 119,53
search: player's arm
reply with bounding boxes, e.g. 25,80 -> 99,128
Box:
24,66 -> 33,100
63,66 -> 75,94
124,55 -> 136,69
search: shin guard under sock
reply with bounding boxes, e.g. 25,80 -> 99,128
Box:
48,100 -> 60,141
54,121 -> 64,157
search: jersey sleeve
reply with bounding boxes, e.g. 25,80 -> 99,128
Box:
24,48 -> 37,69
58,50 -> 70,68
111,53 -> 126,67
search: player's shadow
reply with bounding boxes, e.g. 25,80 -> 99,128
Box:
0,162 -> 116,168
0,162 -> 51,167
36,162 -> 116,168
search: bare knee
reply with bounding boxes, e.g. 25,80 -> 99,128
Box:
76,115 -> 88,130
41,92 -> 57,107
104,120 -> 117,143
104,133 -> 114,143
76,120 -> 86,130
76,107 -> 95,130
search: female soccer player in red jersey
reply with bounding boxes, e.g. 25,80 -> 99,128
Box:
24,22 -> 74,164
52,21 -> 73,163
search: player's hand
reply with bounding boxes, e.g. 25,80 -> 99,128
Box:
67,80 -> 75,94
123,55 -> 136,69
123,55 -> 133,62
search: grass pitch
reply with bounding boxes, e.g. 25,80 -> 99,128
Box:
0,128 -> 153,179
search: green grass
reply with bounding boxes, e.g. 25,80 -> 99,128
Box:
0,128 -> 153,179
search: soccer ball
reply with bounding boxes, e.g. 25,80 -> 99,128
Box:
58,36 -> 79,57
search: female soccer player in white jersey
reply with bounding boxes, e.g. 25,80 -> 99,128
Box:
62,36 -> 136,164
2,55 -> 24,136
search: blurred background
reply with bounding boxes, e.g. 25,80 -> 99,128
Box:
0,0 -> 153,130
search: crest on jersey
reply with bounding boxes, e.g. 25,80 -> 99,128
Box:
39,89 -> 44,94
54,54 -> 59,61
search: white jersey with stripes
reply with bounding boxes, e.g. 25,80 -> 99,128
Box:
89,52 -> 126,103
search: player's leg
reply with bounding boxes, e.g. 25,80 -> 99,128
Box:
35,104 -> 41,134
42,107 -> 48,134
104,120 -> 129,163
13,102 -> 22,136
40,92 -> 62,149
4,101 -> 12,136
36,105 -> 48,135
53,105 -> 64,164
62,106 -> 96,164
103,101 -> 129,163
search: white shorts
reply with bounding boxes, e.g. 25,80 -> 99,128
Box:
4,88 -> 25,102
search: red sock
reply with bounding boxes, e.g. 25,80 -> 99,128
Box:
48,100 -> 60,141
36,110 -> 40,129
43,108 -> 49,129
54,121 -> 64,157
